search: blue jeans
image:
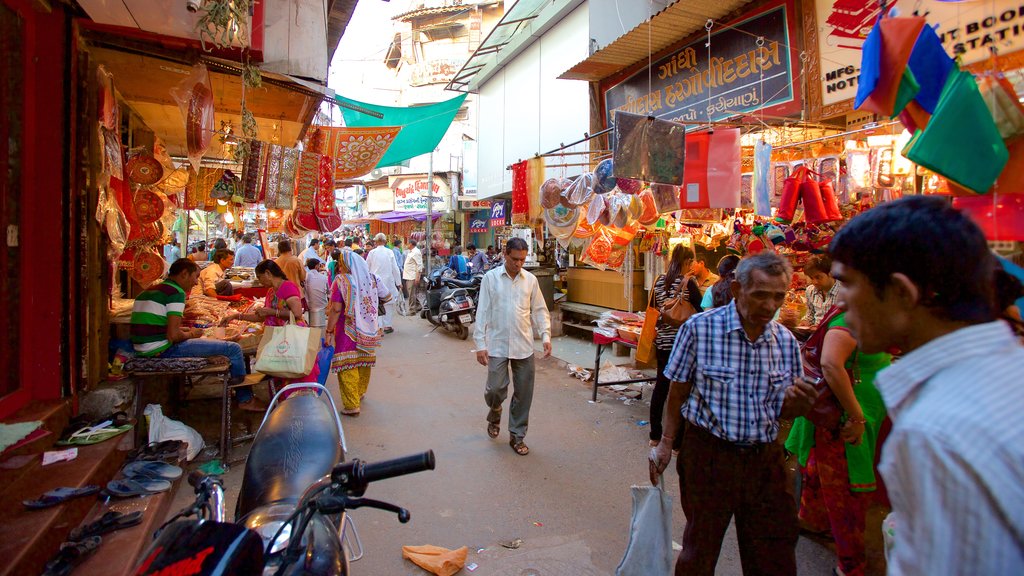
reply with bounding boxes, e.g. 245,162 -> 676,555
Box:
160,338 -> 252,402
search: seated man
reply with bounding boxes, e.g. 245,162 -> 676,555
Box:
131,258 -> 264,411
196,249 -> 235,298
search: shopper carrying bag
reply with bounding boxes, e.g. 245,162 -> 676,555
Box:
254,310 -> 320,378
615,473 -> 673,576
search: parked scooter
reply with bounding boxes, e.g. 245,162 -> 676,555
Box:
420,266 -> 479,340
135,384 -> 435,576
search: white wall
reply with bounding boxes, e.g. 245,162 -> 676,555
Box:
476,2 -> 591,200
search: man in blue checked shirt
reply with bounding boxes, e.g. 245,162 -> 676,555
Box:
650,251 -> 817,576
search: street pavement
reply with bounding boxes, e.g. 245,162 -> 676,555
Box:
171,312 -> 875,575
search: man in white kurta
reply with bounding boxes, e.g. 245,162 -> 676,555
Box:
366,233 -> 402,333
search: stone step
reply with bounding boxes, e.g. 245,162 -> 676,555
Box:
0,432 -> 129,576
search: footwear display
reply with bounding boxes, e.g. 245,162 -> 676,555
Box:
23,485 -> 101,510
68,511 -> 144,541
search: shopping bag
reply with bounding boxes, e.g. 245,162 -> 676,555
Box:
635,297 -> 659,365
144,404 -> 204,461
315,339 -> 335,386
615,480 -> 674,576
254,313 -> 320,378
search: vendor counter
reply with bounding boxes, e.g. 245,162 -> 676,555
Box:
566,267 -> 646,312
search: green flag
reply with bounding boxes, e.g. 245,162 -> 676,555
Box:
335,93 -> 468,168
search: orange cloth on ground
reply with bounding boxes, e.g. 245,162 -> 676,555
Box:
401,545 -> 469,576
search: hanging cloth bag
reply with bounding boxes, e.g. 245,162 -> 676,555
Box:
615,477 -> 674,576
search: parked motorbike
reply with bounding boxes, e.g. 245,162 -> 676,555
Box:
135,383 -> 435,576
420,266 -> 480,340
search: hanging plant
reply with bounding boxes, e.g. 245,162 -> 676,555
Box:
195,0 -> 250,51
234,108 -> 258,163
242,62 -> 262,89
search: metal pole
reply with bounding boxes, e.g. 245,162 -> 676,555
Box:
425,151 -> 434,279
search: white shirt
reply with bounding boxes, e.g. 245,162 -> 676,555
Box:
304,269 -> 329,312
474,266 -> 551,360
403,247 -> 424,281
194,263 -> 224,298
874,321 -> 1024,576
803,281 -> 840,325
366,245 -> 402,298
299,246 -> 321,264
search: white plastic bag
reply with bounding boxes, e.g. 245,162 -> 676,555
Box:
615,479 -> 674,576
145,404 -> 204,461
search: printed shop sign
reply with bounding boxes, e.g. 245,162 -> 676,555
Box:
388,175 -> 450,212
604,0 -> 799,129
469,213 -> 489,233
489,201 -> 507,227
816,0 -> 1024,107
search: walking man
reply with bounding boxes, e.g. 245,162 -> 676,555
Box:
474,238 -> 551,456
650,251 -> 817,575
366,233 -> 402,334
829,196 -> 1024,576
403,240 -> 425,314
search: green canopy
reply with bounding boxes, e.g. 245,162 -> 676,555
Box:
335,93 -> 468,168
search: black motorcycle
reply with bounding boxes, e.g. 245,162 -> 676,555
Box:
135,384 -> 435,575
420,266 -> 480,340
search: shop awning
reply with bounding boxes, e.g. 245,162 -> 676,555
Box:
370,211 -> 443,223
559,0 -> 754,82
335,94 -> 468,168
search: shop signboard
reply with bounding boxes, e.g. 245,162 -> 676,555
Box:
603,0 -> 798,131
388,175 -> 450,212
460,199 -> 492,209
367,186 -> 394,213
811,0 -> 1024,116
469,212 -> 489,233
489,201 -> 507,227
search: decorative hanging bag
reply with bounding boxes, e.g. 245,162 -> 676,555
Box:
241,140 -> 267,203
293,151 -> 322,231
315,155 -> 342,232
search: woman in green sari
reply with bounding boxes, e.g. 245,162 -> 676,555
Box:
786,310 -> 890,576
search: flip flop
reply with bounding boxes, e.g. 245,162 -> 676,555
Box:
56,424 -> 133,446
126,440 -> 183,463
23,485 -> 101,510
41,536 -> 102,576
106,477 -> 171,498
122,460 -> 183,481
69,511 -> 144,541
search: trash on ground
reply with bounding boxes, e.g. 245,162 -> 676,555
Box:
42,448 -> 78,466
401,544 -> 468,576
636,420 -> 649,426
501,538 -> 523,549
466,563 -> 479,572
533,521 -> 543,527
566,364 -> 592,382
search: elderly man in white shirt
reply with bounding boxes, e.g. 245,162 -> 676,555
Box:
366,233 -> 402,333
403,241 -> 425,314
474,237 -> 551,456
830,196 -> 1024,576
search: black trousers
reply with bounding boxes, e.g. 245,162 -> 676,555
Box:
649,347 -> 684,448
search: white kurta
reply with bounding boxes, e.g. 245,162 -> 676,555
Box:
366,245 -> 402,328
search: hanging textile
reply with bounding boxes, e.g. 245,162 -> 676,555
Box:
336,93 -> 468,168
314,126 -> 403,180
315,154 -> 342,232
241,140 -> 268,203
294,152 -> 322,231
612,111 -> 686,185
184,167 -> 224,210
511,161 -> 529,225
262,145 -> 300,210
526,157 -> 546,222
752,141 -> 773,217
679,129 -> 741,209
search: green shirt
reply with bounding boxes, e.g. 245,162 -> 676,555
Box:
130,280 -> 187,356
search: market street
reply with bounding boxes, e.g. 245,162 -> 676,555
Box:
174,312 -> 852,575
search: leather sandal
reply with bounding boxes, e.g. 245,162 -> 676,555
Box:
69,511 -> 143,541
41,536 -> 102,576
487,423 -> 500,438
509,439 -> 529,456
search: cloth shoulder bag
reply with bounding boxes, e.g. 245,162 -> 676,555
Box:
800,305 -> 849,431
635,290 -> 659,364
660,276 -> 696,327
254,310 -> 320,378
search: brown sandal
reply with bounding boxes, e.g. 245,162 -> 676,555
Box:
487,423 -> 500,438
509,439 -> 529,455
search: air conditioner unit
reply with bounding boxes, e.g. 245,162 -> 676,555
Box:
369,168 -> 384,180
390,167 -> 403,175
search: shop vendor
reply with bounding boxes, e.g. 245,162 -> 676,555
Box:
130,258 -> 263,411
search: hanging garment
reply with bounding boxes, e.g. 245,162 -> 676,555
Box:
294,152 -> 322,231
679,129 -> 741,209
241,140 -> 268,203
753,140 -> 773,217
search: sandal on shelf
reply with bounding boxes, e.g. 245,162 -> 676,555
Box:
23,485 -> 101,510
126,440 -> 184,463
41,536 -> 102,576
106,477 -> 171,498
69,511 -> 144,541
487,423 -> 500,439
122,460 -> 183,481
509,439 -> 530,456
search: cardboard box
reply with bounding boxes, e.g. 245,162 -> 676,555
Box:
566,268 -> 647,311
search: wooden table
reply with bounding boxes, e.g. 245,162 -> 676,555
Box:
591,333 -> 657,402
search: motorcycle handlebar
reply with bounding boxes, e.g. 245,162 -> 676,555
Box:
331,451 -> 436,487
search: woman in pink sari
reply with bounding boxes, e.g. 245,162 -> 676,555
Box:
325,250 -> 387,415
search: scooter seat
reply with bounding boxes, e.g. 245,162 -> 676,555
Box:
235,393 -> 342,522
445,278 -> 476,288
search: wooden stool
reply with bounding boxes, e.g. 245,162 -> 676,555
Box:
222,372 -> 276,463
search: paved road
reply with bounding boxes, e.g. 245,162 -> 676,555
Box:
172,312 -> 869,574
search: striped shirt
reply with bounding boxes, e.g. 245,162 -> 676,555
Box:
652,274 -> 703,351
664,301 -> 803,444
874,321 -> 1024,575
130,280 -> 186,356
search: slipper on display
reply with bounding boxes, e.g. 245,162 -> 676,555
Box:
122,460 -> 183,481
23,485 -> 101,510
41,536 -> 102,576
126,440 -> 184,462
106,477 -> 171,498
69,511 -> 144,541
56,424 -> 133,446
